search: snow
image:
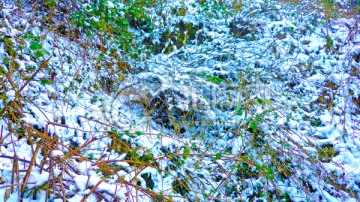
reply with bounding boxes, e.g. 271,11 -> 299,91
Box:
35,172 -> 50,186
74,175 -> 89,191
5,90 -> 15,102
107,1 -> 115,9
0,0 -> 359,201
51,150 -> 64,157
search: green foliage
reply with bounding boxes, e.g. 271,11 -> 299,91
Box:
183,147 -> 190,159
40,79 -> 52,86
1,0 -> 358,201
200,73 -> 225,84
214,152 -> 221,160
70,0 -> 152,55
317,145 -> 336,162
29,41 -> 42,51
325,35 -> 333,52
234,106 -> 243,116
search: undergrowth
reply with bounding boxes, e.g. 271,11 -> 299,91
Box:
0,0 -> 359,201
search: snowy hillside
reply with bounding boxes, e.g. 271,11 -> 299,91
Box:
0,0 -> 359,201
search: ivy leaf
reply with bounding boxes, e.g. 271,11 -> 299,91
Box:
34,51 -> 44,58
30,41 -> 42,50
135,131 -> 143,136
206,74 -> 224,84
41,79 -> 52,85
235,106 -> 243,116
194,162 -> 200,170
43,49 -> 51,56
214,153 -> 221,160
183,147 -> 190,160
286,115 -> 290,122
24,34 -> 34,39
250,121 -> 258,132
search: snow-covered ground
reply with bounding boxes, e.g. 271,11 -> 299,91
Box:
0,0 -> 359,201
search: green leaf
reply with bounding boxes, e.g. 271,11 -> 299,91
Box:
34,51 -> 44,58
44,0 -> 55,8
235,106 -> 243,116
43,49 -> 51,56
41,79 -> 52,85
0,67 -> 6,76
250,121 -> 258,132
214,153 -> 221,160
64,87 -> 69,93
76,77 -> 82,83
4,38 -> 14,46
286,115 -> 290,122
180,159 -> 185,166
194,162 -> 200,170
266,167 -> 274,180
191,142 -> 197,148
255,115 -> 262,122
98,53 -> 105,59
30,41 -> 42,50
183,147 -> 190,159
135,131 -> 143,136
24,34 -> 34,39
206,74 -> 223,84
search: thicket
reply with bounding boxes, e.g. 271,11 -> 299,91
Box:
0,0 -> 359,201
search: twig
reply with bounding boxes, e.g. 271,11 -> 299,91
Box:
0,155 -> 42,167
0,125 -> 3,140
18,56 -> 52,94
20,123 -> 46,200
0,182 -> 36,189
46,120 -> 109,133
10,152 -> 18,193
80,180 -> 104,202
58,174 -> 67,202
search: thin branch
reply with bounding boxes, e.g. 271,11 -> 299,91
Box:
18,56 -> 52,94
